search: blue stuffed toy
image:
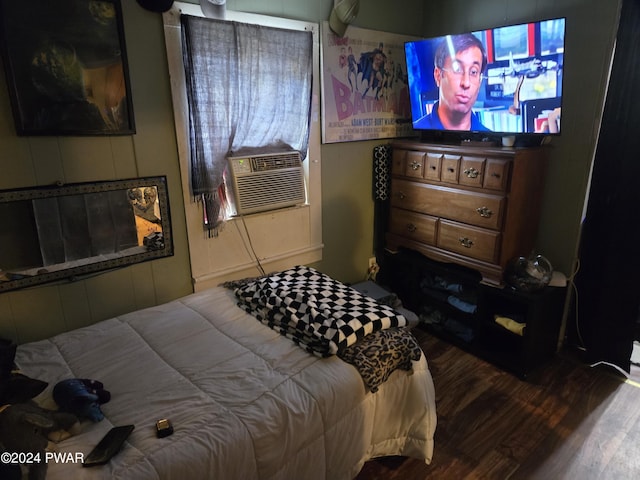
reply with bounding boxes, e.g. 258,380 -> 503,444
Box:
53,379 -> 111,422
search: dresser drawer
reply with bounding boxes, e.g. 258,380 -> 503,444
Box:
483,157 -> 510,191
425,152 -> 442,181
459,156 -> 485,188
404,150 -> 426,179
438,220 -> 500,263
391,149 -> 407,175
389,208 -> 437,245
391,179 -> 505,230
441,154 -> 461,183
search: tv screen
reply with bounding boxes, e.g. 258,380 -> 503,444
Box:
405,18 -> 565,138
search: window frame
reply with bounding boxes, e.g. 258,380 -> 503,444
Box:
162,2 -> 322,289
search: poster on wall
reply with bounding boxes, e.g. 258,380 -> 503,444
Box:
320,22 -> 419,144
0,0 -> 135,136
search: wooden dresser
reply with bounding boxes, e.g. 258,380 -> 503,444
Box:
386,140 -> 550,285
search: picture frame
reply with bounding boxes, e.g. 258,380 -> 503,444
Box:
320,22 -> 419,143
0,0 -> 135,136
0,176 -> 173,293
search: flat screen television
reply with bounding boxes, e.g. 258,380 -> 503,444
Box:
405,17 -> 565,144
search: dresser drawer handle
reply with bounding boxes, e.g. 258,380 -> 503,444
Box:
429,165 -> 437,170
447,167 -> 455,173
476,206 -> 493,218
406,223 -> 417,233
464,167 -> 480,178
410,161 -> 421,171
397,191 -> 406,200
491,172 -> 501,178
458,237 -> 474,248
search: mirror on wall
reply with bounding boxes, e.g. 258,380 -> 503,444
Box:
0,176 -> 173,293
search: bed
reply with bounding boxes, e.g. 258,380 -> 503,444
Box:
13,267 -> 437,480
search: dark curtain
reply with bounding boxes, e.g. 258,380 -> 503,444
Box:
573,0 -> 640,371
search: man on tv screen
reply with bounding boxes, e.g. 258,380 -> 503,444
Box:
414,33 -> 490,131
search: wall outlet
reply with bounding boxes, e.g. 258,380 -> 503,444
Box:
367,256 -> 379,280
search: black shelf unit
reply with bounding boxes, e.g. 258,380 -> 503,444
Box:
378,248 -> 566,378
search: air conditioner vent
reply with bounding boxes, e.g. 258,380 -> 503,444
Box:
227,151 -> 306,215
251,152 -> 301,171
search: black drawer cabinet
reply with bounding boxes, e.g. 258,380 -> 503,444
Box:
378,247 -> 566,378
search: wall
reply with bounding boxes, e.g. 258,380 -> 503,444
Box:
0,0 -> 621,343
0,1 -> 194,343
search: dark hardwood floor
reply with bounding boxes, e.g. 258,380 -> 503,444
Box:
355,328 -> 640,479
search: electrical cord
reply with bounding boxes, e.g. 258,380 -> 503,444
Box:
234,215 -> 266,276
569,258 -> 586,350
570,257 -> 637,379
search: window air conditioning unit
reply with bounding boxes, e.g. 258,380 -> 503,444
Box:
227,151 -> 306,215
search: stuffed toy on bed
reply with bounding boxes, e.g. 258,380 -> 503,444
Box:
53,378 -> 111,422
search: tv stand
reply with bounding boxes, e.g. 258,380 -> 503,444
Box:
418,131 -> 547,148
378,248 -> 565,378
386,139 -> 550,285
460,138 -> 499,147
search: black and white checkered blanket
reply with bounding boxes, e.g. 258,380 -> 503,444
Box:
233,266 -> 407,357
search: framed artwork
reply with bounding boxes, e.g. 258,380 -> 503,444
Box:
320,22 -> 418,143
0,0 -> 135,136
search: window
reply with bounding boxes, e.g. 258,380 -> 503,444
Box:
181,14 -> 313,233
163,4 -> 322,289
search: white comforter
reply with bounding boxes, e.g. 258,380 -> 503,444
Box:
15,287 -> 436,480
